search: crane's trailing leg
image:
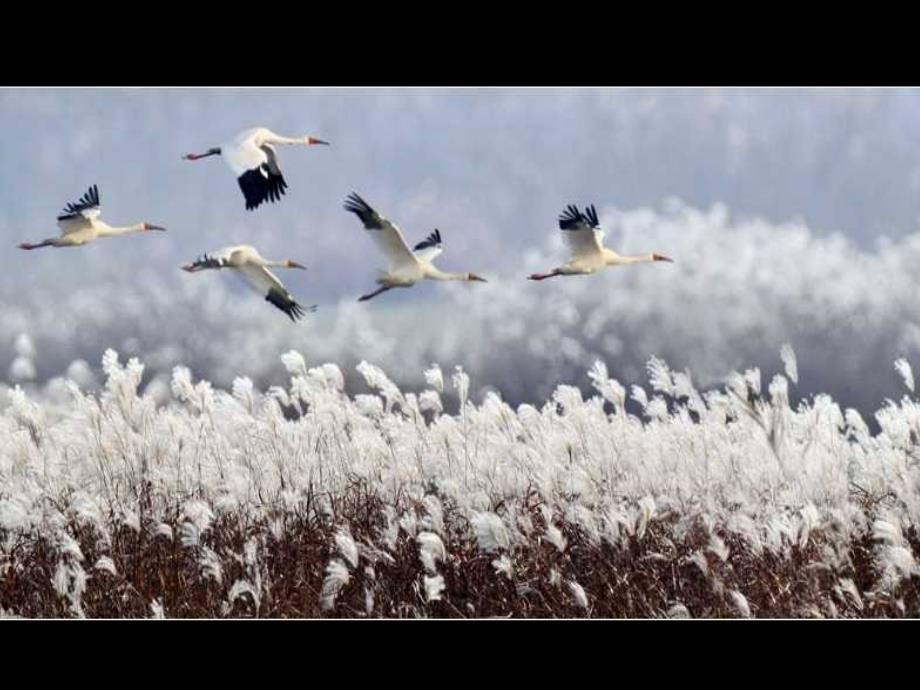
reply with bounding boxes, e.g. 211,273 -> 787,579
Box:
18,240 -> 54,250
528,269 -> 563,281
182,148 -> 221,161
359,286 -> 393,302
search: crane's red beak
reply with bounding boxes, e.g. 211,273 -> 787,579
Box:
288,261 -> 307,270
308,137 -> 330,146
653,253 -> 673,262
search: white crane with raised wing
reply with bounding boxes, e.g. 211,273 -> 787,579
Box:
343,192 -> 487,302
18,184 -> 166,250
528,204 -> 673,281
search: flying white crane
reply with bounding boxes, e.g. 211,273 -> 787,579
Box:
343,192 -> 487,302
18,185 -> 166,250
181,245 -> 316,322
183,127 -> 329,211
528,204 -> 673,280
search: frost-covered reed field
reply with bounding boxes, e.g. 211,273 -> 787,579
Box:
1,344 -> 918,618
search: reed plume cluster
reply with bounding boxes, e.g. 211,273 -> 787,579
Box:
1,346 -> 918,618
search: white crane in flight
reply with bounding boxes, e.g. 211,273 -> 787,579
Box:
343,192 -> 487,302
528,204 -> 673,280
181,245 -> 316,322
183,127 -> 329,211
18,185 -> 166,250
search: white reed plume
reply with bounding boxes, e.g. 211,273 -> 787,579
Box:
894,358 -> 915,393
780,344 -> 799,385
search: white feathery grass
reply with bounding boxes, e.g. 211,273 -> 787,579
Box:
280,350 -> 307,377
335,530 -> 360,570
545,524 -> 567,553
424,365 -> 444,393
93,556 -> 117,576
780,344 -> 799,385
894,358 -> 915,393
150,599 -> 165,619
1,345 -> 920,617
567,580 -> 589,609
228,579 -> 261,611
423,574 -> 446,602
667,603 -> 691,619
492,555 -> 513,579
9,357 -> 36,383
417,532 -> 447,574
837,579 -> 864,611
470,512 -> 510,553
707,534 -> 730,563
320,560 -> 351,612
729,591 -> 751,618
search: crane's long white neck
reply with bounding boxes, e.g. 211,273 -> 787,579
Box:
261,133 -> 306,146
425,266 -> 471,281
97,223 -> 146,238
263,258 -> 306,270
604,249 -> 654,266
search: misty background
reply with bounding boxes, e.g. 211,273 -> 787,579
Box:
2,87 -> 920,415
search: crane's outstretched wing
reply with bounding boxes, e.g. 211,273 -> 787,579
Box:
255,143 -> 288,205
182,247 -> 239,273
237,264 -> 315,322
181,245 -> 240,272
413,228 -> 443,264
182,254 -> 229,272
558,203 -> 603,260
344,193 -> 418,271
57,185 -> 101,233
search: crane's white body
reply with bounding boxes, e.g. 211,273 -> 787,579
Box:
343,193 -> 486,301
19,185 -> 165,250
219,128 -> 281,177
529,204 -> 672,280
55,217 -> 145,247
365,229 -> 444,286
181,244 -> 314,321
184,127 -> 329,211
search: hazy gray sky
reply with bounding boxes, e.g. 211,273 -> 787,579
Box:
3,88 -> 920,413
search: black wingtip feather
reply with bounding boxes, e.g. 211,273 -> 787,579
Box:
238,165 -> 287,211
58,184 -> 101,220
413,228 -> 442,251
558,204 -> 585,230
343,192 -> 371,213
343,192 -> 383,229
266,288 -> 310,322
186,253 -> 226,271
584,204 -> 599,228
